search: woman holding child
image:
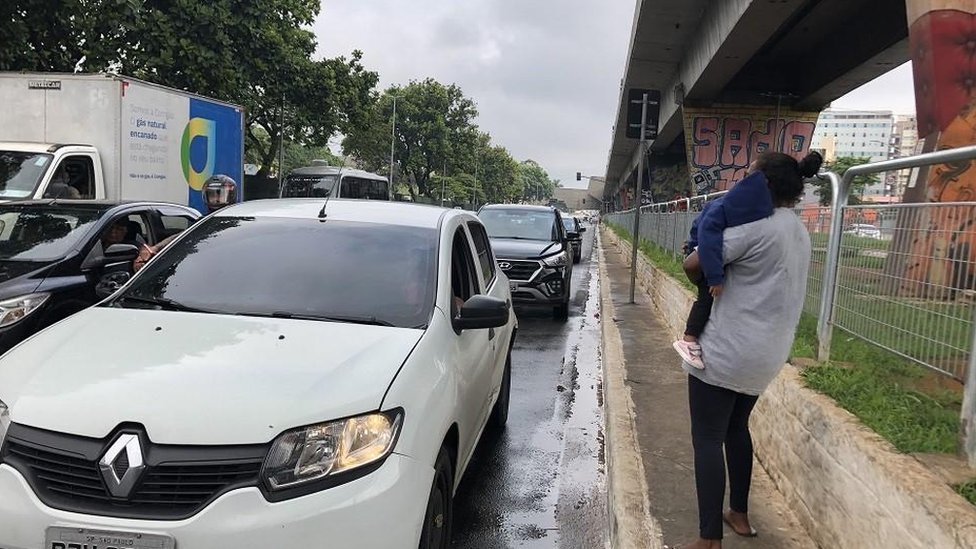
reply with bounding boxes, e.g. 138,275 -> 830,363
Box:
673,151 -> 823,549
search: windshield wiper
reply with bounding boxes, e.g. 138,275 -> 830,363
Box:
236,311 -> 395,327
496,236 -> 544,241
115,295 -> 215,313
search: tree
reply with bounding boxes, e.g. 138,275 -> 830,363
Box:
517,160 -> 557,202
0,0 -> 137,72
343,79 -> 479,199
813,156 -> 879,206
1,0 -> 378,179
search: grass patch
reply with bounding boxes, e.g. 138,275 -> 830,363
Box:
606,222 -> 695,291
955,480 -> 976,506
793,313 -> 960,454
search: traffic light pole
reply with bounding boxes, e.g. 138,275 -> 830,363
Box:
629,93 -> 648,304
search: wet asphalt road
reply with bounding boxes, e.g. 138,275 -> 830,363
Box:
452,226 -> 608,548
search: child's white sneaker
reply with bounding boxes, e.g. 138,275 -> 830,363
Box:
672,339 -> 705,369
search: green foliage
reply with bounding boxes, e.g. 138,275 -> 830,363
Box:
343,79 -> 479,198
0,0 -> 378,179
518,160 -> 558,202
814,156 -> 880,206
955,480 -> 976,506
0,0 -> 138,72
343,80 -> 555,204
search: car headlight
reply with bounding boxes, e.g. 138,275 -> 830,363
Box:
0,293 -> 50,328
262,410 -> 402,492
541,251 -> 568,267
0,399 -> 9,448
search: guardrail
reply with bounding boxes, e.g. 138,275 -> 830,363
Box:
605,145 -> 976,465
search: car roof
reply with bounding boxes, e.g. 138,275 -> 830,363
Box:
479,203 -> 557,213
2,199 -> 196,212
214,198 -> 456,229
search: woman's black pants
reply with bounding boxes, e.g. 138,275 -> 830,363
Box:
688,374 -> 760,540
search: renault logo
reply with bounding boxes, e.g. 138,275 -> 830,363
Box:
98,433 -> 145,498
498,262 -> 512,270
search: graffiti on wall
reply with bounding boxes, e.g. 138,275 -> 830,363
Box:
682,107 -> 818,194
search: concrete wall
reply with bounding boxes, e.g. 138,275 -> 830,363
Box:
602,227 -> 976,549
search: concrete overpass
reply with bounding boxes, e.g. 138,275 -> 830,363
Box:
605,0 -> 912,207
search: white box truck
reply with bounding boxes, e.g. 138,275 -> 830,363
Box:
0,73 -> 244,213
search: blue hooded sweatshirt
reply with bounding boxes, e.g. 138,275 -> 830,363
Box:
687,170 -> 773,286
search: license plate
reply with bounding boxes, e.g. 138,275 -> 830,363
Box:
46,527 -> 176,549
509,281 -> 518,291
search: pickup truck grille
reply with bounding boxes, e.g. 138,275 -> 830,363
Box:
498,259 -> 542,281
1,424 -> 266,520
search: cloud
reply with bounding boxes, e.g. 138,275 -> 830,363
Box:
314,0 -> 635,189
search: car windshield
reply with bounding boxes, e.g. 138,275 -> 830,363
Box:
479,209 -> 558,241
281,174 -> 338,198
561,218 -> 576,231
113,216 -> 438,329
0,151 -> 52,199
0,205 -> 105,261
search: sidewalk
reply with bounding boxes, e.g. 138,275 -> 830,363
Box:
600,236 -> 816,549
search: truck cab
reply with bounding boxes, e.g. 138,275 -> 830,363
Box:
0,142 -> 105,201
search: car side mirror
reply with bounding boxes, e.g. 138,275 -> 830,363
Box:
454,295 -> 509,331
81,242 -> 140,271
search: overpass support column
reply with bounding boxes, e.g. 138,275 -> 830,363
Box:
679,105 -> 820,195
905,0 -> 976,203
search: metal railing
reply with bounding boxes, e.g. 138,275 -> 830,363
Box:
604,145 -> 976,465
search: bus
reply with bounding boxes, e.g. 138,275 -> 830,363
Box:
279,163 -> 391,201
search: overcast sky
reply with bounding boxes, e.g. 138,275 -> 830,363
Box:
314,2 -> 917,190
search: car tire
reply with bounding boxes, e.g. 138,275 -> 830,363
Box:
419,447 -> 454,549
488,351 -> 512,430
553,300 -> 569,320
573,249 -> 581,264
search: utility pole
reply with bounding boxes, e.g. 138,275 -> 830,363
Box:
629,93 -> 649,304
388,96 -> 398,187
277,89 -> 285,193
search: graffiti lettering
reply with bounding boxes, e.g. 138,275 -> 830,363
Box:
687,115 -> 816,192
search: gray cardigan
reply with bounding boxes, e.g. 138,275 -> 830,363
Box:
684,208 -> 811,396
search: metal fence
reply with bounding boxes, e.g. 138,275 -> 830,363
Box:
604,145 -> 976,464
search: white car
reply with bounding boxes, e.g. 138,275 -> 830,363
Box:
844,223 -> 882,239
0,199 -> 517,549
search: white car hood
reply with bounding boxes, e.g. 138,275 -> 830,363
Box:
0,307 -> 422,444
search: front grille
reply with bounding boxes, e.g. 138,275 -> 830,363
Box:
2,424 -> 266,520
499,259 -> 542,281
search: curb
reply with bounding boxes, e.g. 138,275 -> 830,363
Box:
597,230 -> 663,549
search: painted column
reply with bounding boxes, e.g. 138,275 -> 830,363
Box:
902,1 -> 976,294
681,105 -> 819,195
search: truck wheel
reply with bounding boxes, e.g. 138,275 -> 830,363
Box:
419,447 -> 454,549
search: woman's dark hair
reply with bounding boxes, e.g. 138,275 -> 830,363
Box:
755,151 -> 824,206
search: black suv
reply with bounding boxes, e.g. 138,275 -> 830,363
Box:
478,204 -> 575,319
0,201 -> 200,352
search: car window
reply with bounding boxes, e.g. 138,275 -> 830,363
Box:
467,222 -> 496,288
159,213 -> 194,240
339,177 -> 389,200
451,229 -> 479,314
281,174 -> 338,198
478,208 -> 558,242
0,206 -> 105,260
115,217 -> 438,329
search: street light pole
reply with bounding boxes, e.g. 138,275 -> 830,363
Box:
389,96 -> 398,187
630,93 -> 648,304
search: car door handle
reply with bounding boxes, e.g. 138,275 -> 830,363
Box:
488,328 -> 496,340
